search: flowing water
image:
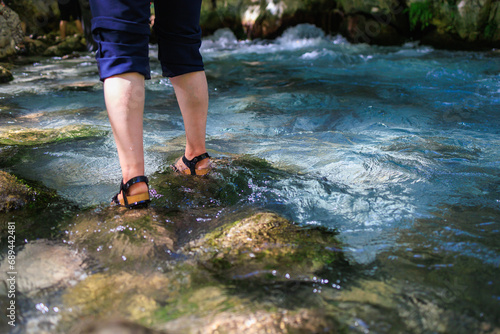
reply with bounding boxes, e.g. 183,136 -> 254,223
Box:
1,24 -> 499,332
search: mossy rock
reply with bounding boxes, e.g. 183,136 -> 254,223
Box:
184,212 -> 345,283
0,172 -> 77,242
150,155 -> 300,212
60,211 -> 344,333
0,170 -> 33,212
43,35 -> 87,57
0,124 -> 107,146
22,36 -> 49,56
66,206 -> 176,270
156,302 -> 339,334
61,271 -> 171,327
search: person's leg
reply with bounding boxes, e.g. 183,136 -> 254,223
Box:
89,0 -> 151,205
104,72 -> 148,198
170,71 -> 210,172
75,19 -> 83,34
59,20 -> 67,39
154,0 -> 210,173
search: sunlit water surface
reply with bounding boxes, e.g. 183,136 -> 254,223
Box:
1,25 -> 499,332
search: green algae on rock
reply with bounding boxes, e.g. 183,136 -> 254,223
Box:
184,212 -> 345,283
0,125 -> 107,146
0,169 -> 77,242
61,271 -> 171,330
66,206 -> 176,270
43,34 -> 87,57
59,211 -> 345,333
0,170 -> 33,212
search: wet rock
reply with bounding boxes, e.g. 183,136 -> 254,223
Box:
59,211 -> 344,333
0,170 -> 33,212
160,308 -> 338,334
66,206 -> 176,269
71,318 -> 165,334
52,81 -> 100,92
3,0 -> 59,36
0,239 -> 86,297
0,65 -> 13,83
0,172 -> 76,241
43,34 -> 87,57
341,13 -> 407,45
184,212 -> 345,283
0,4 -> 24,61
0,124 -> 107,146
407,0 -> 500,49
22,36 -> 48,56
60,271 -> 171,331
199,0 -> 498,49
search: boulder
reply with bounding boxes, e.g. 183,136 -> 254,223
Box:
406,0 -> 500,49
199,0 -> 499,49
3,0 -> 59,36
0,5 -> 24,61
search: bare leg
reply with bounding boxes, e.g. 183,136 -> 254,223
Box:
75,19 -> 84,34
171,71 -> 210,171
59,20 -> 67,39
104,72 -> 148,198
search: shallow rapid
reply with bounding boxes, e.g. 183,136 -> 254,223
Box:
1,24 -> 499,332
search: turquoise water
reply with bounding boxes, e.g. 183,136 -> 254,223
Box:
1,24 -> 499,332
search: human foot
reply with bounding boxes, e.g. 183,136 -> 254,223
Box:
172,153 -> 211,175
112,176 -> 150,209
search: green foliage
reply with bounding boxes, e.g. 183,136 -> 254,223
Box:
406,1 -> 434,31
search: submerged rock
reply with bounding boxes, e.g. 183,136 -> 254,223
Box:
0,171 -> 77,241
57,211 -> 345,333
160,308 -> 338,334
184,212 -> 344,283
62,272 -> 170,325
70,318 -> 165,334
66,206 -> 176,269
0,124 -> 107,146
0,239 -> 86,297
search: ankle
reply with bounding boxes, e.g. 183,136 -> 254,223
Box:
126,181 -> 149,196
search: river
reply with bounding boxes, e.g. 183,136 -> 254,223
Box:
0,24 -> 499,333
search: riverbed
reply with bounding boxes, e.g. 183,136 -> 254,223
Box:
0,25 -> 499,333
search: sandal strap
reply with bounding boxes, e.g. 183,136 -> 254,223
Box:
122,175 -> 149,192
119,176 -> 149,207
182,153 -> 210,175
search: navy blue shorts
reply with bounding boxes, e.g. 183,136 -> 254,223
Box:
89,0 -> 204,81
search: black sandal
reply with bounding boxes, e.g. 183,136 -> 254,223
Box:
172,153 -> 211,175
111,176 -> 151,209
